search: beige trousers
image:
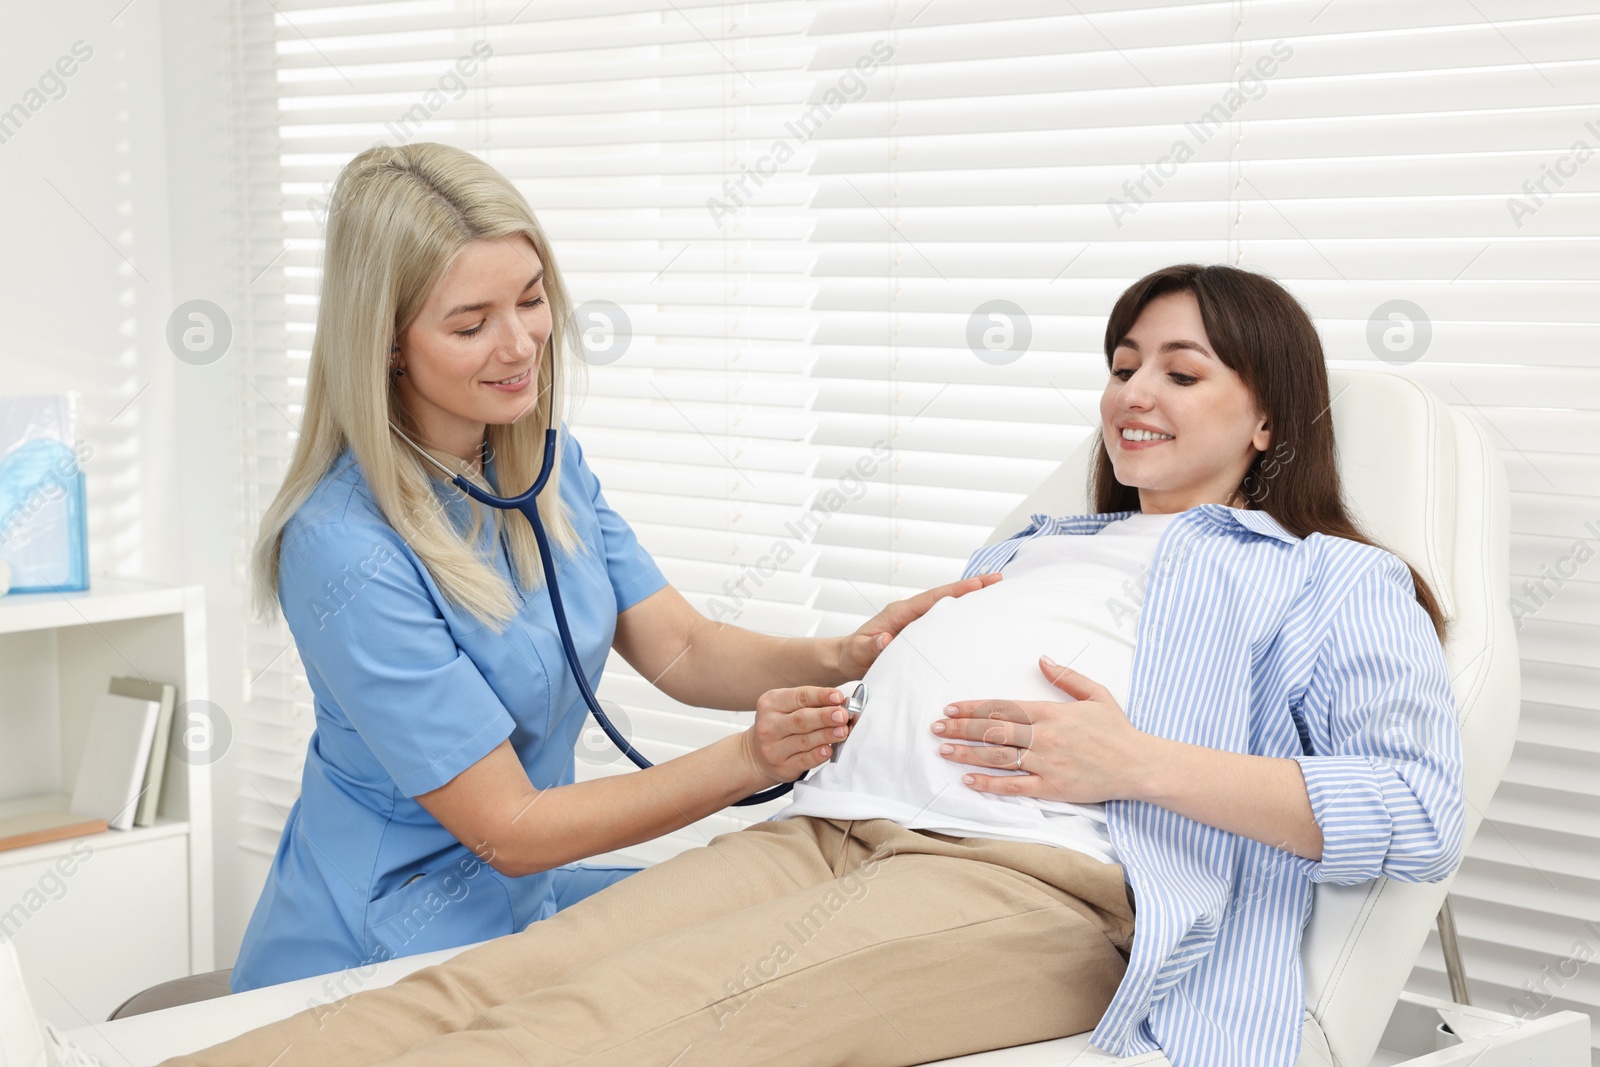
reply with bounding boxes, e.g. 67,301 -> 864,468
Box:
166,817 -> 1136,1067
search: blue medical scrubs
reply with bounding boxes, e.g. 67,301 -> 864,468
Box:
231,426 -> 668,992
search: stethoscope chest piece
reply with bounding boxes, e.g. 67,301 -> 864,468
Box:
829,683 -> 867,763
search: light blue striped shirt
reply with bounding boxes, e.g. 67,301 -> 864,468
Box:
961,503 -> 1464,1067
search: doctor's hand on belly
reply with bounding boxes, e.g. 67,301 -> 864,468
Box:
931,655 -> 1151,805
834,572 -> 1004,681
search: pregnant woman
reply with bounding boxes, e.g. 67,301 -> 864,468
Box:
151,263 -> 1463,1067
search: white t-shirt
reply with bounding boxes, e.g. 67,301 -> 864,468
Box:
772,510 -> 1180,864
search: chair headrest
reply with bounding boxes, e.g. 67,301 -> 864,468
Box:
1325,369 -> 1456,620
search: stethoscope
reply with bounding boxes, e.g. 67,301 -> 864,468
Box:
388,388 -> 859,805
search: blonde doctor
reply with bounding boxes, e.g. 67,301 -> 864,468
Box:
232,142 -> 997,991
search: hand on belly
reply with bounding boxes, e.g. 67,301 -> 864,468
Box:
809,583 -> 1134,808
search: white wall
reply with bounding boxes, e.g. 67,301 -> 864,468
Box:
154,0 -> 259,971
0,2 -> 258,971
0,5 -> 179,580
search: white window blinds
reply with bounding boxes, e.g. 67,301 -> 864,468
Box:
799,0 -> 1600,1051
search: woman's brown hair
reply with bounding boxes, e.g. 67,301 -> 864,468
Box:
1091,263 -> 1449,644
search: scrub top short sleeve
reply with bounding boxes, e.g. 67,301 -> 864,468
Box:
563,432 -> 667,613
232,429 -> 668,994
277,519 -> 516,797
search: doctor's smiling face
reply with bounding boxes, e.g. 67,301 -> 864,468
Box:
1100,289 -> 1271,515
391,233 -> 551,466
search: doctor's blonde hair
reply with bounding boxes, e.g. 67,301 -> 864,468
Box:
250,142 -> 582,631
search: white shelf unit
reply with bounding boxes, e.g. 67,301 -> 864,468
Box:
0,576 -> 213,1028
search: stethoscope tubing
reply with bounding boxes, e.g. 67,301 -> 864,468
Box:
399,421 -> 803,807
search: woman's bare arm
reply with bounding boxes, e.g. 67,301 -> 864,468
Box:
1131,740 -> 1324,860
610,585 -> 846,709
613,575 -> 1003,711
937,658 -> 1325,859
415,685 -> 854,877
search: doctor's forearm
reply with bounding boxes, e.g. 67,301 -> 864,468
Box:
534,734 -> 770,868
417,734 -> 780,878
661,620 -> 846,710
1132,737 -> 1325,861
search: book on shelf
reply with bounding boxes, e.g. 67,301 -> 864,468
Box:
0,677 -> 181,852
109,676 -> 178,828
68,691 -> 161,831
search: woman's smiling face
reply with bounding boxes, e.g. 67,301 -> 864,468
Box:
1099,289 -> 1272,515
393,233 -> 551,463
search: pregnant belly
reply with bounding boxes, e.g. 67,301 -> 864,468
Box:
807,579 -> 1137,809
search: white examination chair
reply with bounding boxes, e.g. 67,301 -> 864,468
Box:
68,370 -> 1588,1066
945,368 -> 1588,1066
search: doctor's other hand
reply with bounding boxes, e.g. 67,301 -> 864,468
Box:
741,685 -> 850,786
835,572 -> 1003,681
931,656 -> 1150,804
